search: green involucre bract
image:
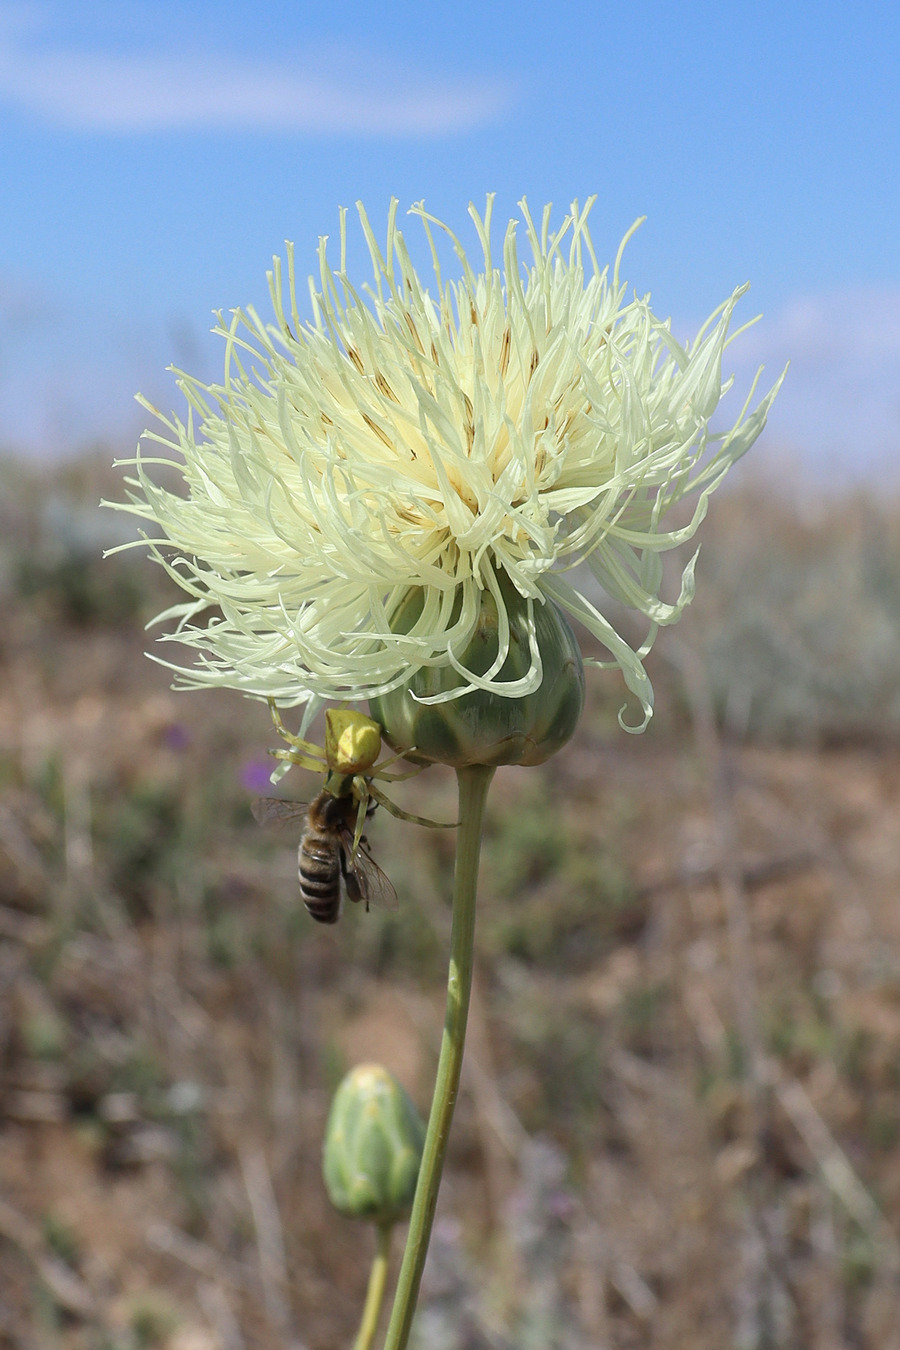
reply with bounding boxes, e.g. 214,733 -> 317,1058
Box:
323,1064 -> 425,1224
110,197 -> 782,729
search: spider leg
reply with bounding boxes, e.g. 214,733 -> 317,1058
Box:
269,746 -> 329,773
267,699 -> 327,773
365,780 -> 458,829
349,787 -> 370,858
369,746 -> 423,779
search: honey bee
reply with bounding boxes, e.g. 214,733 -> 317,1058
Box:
253,789 -> 398,924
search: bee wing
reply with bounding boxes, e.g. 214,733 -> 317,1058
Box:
252,797 -> 309,832
342,835 -> 399,912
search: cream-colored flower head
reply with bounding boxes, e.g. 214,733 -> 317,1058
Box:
111,198 -> 781,730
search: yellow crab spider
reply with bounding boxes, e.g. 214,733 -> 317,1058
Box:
267,701 -> 457,855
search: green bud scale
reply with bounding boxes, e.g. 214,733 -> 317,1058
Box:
369,573 -> 585,768
322,1064 -> 426,1225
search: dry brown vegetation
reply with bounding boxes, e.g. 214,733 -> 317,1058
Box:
2,454 -> 900,1348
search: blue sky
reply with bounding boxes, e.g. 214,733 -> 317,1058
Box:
1,0 -> 899,484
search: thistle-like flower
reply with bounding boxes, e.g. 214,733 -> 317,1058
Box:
111,198 -> 781,732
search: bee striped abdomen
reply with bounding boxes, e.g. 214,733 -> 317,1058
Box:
298,830 -> 343,924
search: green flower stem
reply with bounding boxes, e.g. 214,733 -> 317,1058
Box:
383,762 -> 496,1350
353,1223 -> 393,1350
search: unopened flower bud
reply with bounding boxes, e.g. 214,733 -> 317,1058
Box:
369,573 -> 585,768
322,1064 -> 425,1225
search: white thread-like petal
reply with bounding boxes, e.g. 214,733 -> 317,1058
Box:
107,198 -> 782,724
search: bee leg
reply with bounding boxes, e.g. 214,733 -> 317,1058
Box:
340,852 -> 366,908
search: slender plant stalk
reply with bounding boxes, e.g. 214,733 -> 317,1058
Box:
353,1223 -> 393,1350
382,762 -> 496,1350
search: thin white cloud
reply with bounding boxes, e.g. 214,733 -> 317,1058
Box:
736,287 -> 900,367
725,286 -> 900,484
0,20 -> 511,135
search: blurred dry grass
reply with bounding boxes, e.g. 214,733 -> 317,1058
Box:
1,453 -> 900,1349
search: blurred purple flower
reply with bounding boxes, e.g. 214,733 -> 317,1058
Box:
241,759 -> 273,794
164,722 -> 191,751
546,1189 -> 576,1222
